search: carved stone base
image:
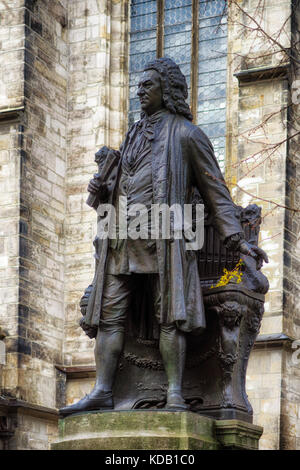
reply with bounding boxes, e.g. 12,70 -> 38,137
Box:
51,411 -> 263,450
199,407 -> 253,423
215,419 -> 263,450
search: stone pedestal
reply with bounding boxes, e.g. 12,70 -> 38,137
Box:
51,411 -> 263,450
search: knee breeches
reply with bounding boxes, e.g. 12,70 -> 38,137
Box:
99,273 -> 163,332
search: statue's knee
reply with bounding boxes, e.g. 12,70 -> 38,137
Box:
98,322 -> 126,335
160,323 -> 177,335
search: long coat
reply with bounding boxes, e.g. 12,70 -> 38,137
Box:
85,111 -> 243,334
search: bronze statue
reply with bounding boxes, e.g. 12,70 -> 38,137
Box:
59,58 -> 268,418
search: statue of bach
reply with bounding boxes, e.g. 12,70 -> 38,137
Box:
59,58 -> 268,417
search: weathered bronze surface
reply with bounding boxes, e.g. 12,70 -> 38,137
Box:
59,58 -> 269,422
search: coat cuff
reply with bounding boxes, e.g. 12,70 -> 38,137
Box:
224,232 -> 245,251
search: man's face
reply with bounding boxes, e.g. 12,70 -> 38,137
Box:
137,69 -> 164,116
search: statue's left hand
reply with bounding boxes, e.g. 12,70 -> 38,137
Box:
239,240 -> 269,270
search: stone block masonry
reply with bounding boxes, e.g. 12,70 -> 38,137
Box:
0,0 -> 68,449
0,0 -> 26,408
0,123 -> 21,397
64,0 -> 129,368
225,0 -> 300,450
0,0 -> 25,111
15,0 -> 68,409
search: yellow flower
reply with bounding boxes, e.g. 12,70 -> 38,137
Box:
211,259 -> 244,289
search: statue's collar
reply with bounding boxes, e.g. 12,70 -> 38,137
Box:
140,108 -> 168,125
130,109 -> 168,142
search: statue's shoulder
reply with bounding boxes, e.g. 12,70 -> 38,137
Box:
173,115 -> 206,141
181,119 -> 212,147
123,119 -> 141,145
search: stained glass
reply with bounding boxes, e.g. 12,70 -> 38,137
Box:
198,84 -> 226,101
128,0 -> 228,172
129,0 -> 157,126
199,0 -> 226,17
163,0 -> 192,90
197,0 -> 227,171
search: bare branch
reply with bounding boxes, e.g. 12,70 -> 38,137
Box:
229,0 -> 300,65
235,184 -> 300,214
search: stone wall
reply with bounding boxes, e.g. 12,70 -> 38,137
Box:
247,347 -> 283,449
280,0 -> 300,450
0,121 -> 20,396
13,0 -> 68,408
0,0 -> 25,400
0,1 -> 67,449
7,409 -> 58,450
64,0 -> 129,368
0,0 -> 68,410
226,0 -> 300,450
0,0 -> 24,112
227,0 -> 291,334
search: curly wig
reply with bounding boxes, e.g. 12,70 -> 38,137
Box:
143,57 -> 193,121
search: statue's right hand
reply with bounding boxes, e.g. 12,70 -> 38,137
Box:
87,174 -> 102,194
87,176 -> 109,200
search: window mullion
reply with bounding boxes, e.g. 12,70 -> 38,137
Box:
191,0 -> 199,122
156,0 -> 164,58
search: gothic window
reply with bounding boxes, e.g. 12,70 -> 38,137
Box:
163,0 -> 192,92
197,0 -> 227,170
129,0 -> 227,171
129,0 -> 158,124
